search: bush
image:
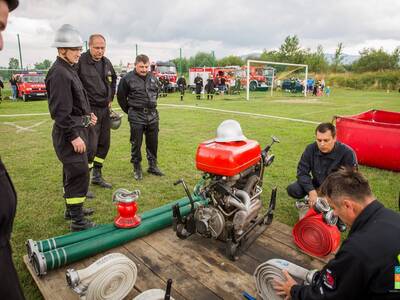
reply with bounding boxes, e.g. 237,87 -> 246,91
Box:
325,71 -> 400,90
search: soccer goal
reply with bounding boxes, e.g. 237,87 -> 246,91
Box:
246,60 -> 308,100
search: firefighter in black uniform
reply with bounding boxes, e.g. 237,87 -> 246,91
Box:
194,73 -> 203,100
77,34 -> 116,191
176,75 -> 186,101
0,2 -> 26,299
287,122 -> 357,231
274,168 -> 400,300
117,54 -> 164,180
205,74 -> 215,100
46,24 -> 96,231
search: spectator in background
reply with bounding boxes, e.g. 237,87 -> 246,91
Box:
9,74 -> 17,100
205,74 -> 215,100
0,78 -> 4,102
194,73 -> 203,100
325,86 -> 331,97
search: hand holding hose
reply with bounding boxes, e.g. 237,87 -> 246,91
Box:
272,270 -> 296,300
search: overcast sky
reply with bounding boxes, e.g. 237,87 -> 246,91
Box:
1,0 -> 400,68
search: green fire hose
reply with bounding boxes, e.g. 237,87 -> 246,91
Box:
31,199 -> 206,276
26,195 -> 202,257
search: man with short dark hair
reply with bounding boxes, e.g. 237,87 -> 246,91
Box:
287,122 -> 357,207
0,1 -> 25,299
117,54 -> 164,180
275,168 -> 400,300
77,33 -> 116,191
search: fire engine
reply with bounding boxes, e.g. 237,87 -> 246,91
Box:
15,72 -> 47,101
188,66 -> 269,91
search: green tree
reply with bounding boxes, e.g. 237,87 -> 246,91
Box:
217,55 -> 244,67
305,45 -> 329,73
8,57 -> 19,70
331,42 -> 344,73
352,47 -> 399,72
171,57 -> 189,74
188,52 -> 215,67
34,59 -> 52,70
278,35 -> 306,64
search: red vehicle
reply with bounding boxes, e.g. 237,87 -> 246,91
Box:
189,66 -> 268,91
234,66 -> 269,91
188,66 -> 239,90
150,61 -> 177,91
15,72 -> 47,101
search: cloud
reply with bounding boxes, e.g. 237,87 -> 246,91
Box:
1,0 -> 399,67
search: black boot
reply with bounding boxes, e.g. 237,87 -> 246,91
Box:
91,166 -> 112,189
133,163 -> 143,180
86,190 -> 95,199
68,204 -> 96,231
64,206 -> 95,220
147,161 -> 164,176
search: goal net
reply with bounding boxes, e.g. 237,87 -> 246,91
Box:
245,60 -> 308,100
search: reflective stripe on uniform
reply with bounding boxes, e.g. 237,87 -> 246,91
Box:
94,156 -> 105,164
88,162 -> 94,169
65,196 -> 85,204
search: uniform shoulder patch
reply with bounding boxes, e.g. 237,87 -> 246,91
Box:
323,269 -> 336,290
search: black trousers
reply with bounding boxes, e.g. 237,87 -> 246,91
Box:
287,181 -> 312,199
52,125 -> 89,205
0,160 -> 25,300
178,85 -> 185,96
129,121 -> 159,164
88,106 -> 111,168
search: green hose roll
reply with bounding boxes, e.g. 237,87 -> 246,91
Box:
32,199 -> 206,276
26,195 -> 203,257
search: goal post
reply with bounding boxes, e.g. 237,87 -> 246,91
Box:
246,59 -> 308,100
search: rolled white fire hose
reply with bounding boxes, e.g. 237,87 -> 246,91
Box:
133,289 -> 175,300
254,259 -> 317,300
66,253 -> 137,300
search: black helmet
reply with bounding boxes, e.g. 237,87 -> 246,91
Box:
110,109 -> 122,130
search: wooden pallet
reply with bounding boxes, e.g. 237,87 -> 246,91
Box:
24,221 -> 333,300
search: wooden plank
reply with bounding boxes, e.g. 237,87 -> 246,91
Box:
142,228 -> 257,300
123,237 -> 221,300
255,231 -> 325,270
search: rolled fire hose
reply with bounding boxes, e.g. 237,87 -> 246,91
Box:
66,253 -> 137,300
254,259 -> 317,300
133,289 -> 175,300
26,195 -> 202,258
31,198 -> 207,276
292,207 -> 341,257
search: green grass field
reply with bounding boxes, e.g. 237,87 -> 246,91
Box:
1,88 -> 399,299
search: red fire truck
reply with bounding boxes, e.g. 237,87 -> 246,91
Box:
15,72 -> 47,101
189,66 -> 268,91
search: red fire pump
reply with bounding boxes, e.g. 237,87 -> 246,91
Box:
113,189 -> 141,228
173,121 -> 279,260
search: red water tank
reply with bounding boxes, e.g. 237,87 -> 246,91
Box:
196,139 -> 261,176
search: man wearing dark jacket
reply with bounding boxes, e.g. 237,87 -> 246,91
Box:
287,122 -> 357,207
117,54 -> 164,180
275,168 -> 400,300
194,74 -> 203,100
46,24 -> 96,231
77,34 -> 116,190
177,75 -> 186,101
0,1 -> 26,299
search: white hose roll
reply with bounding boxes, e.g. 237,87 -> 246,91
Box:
66,253 -> 137,300
133,289 -> 175,300
254,259 -> 317,300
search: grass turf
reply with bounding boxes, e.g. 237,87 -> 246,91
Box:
0,88 -> 399,299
